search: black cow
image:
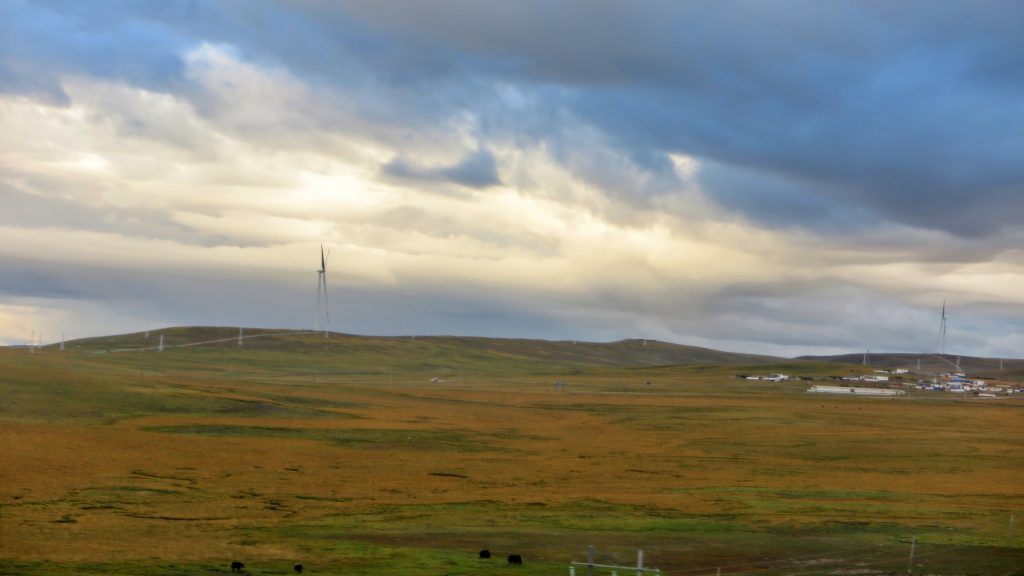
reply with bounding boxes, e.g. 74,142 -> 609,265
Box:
230,561 -> 245,572
479,549 -> 491,559
294,564 -> 304,573
507,554 -> 523,565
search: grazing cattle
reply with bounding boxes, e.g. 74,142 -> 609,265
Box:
294,564 -> 304,573
507,554 -> 523,565
479,549 -> 491,559
230,561 -> 245,572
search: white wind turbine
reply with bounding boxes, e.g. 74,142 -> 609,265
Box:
315,245 -> 330,337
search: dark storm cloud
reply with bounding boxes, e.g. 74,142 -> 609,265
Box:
14,1 -> 1024,237
331,1 -> 1024,237
382,149 -> 502,189
694,160 -> 875,232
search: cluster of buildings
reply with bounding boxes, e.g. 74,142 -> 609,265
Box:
914,372 -> 1018,395
736,369 -> 1021,398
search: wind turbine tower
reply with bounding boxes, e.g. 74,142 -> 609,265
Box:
939,300 -> 948,356
314,245 -> 330,337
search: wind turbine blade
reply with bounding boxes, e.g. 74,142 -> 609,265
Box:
321,244 -> 326,271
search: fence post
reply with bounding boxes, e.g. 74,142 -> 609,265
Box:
907,536 -> 916,574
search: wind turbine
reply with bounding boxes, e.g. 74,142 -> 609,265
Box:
315,245 -> 330,337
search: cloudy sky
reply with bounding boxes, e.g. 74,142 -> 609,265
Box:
2,0 -> 1023,357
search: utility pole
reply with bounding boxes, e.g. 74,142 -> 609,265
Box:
238,327 -> 244,346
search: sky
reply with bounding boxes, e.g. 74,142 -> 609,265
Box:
2,0 -> 1023,357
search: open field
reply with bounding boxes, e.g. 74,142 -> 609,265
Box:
2,329 -> 1022,575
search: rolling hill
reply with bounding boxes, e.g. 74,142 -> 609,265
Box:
28,327 -> 1024,379
47,326 -> 786,372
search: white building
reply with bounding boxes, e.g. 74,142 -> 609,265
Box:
807,385 -> 904,396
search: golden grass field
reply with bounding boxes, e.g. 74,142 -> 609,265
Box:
1,331 -> 1022,575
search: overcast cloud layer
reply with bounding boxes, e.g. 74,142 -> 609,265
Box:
2,0 -> 1023,357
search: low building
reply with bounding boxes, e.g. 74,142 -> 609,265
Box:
738,373 -> 790,381
807,385 -> 904,396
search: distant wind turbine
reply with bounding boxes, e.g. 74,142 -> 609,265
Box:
315,245 -> 330,337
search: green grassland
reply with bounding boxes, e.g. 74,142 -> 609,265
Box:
1,328 -> 1022,575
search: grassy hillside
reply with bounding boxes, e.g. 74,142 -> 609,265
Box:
2,331 -> 1022,575
52,326 -> 786,371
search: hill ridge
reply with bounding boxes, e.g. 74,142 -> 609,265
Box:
46,325 -> 786,369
